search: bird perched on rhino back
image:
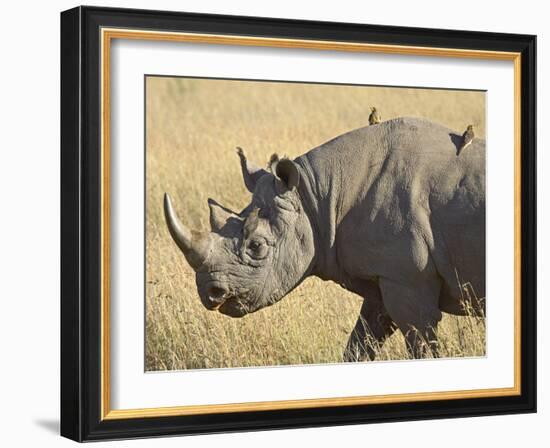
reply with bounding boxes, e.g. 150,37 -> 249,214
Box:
458,124 -> 475,155
368,106 -> 381,125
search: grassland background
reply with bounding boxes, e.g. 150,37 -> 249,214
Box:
145,77 -> 486,371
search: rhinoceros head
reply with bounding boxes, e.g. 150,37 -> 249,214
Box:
164,149 -> 316,317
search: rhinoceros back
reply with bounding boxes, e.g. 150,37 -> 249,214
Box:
295,117 -> 486,301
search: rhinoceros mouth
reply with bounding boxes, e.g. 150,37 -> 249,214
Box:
197,279 -> 254,317
218,298 -> 249,317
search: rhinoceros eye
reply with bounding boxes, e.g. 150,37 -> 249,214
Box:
247,238 -> 268,260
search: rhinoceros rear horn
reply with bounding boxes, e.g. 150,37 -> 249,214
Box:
164,193 -> 210,270
208,198 -> 237,233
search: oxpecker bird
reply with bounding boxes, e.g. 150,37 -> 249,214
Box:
458,125 -> 475,155
368,107 -> 381,125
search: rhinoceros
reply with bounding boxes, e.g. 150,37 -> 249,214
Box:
164,117 -> 485,359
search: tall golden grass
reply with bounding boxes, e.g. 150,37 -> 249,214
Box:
145,77 -> 486,371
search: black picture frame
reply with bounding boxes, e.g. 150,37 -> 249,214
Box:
61,5 -> 536,442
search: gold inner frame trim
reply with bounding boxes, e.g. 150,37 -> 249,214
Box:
100,27 -> 522,420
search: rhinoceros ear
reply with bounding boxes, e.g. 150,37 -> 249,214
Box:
208,198 -> 237,233
236,147 -> 268,193
268,153 -> 280,173
274,158 -> 300,191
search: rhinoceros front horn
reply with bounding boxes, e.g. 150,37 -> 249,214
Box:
163,193 -> 210,270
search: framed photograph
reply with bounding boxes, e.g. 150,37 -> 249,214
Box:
60,6 -> 536,441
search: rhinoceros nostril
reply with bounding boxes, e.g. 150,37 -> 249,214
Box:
207,286 -> 227,302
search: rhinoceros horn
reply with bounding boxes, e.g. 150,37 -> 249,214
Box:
164,193 -> 210,270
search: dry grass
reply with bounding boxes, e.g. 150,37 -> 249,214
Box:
145,77 -> 486,371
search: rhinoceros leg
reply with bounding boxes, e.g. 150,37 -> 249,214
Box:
379,277 -> 443,359
343,283 -> 396,362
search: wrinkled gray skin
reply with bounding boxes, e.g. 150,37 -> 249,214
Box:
164,117 -> 485,359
